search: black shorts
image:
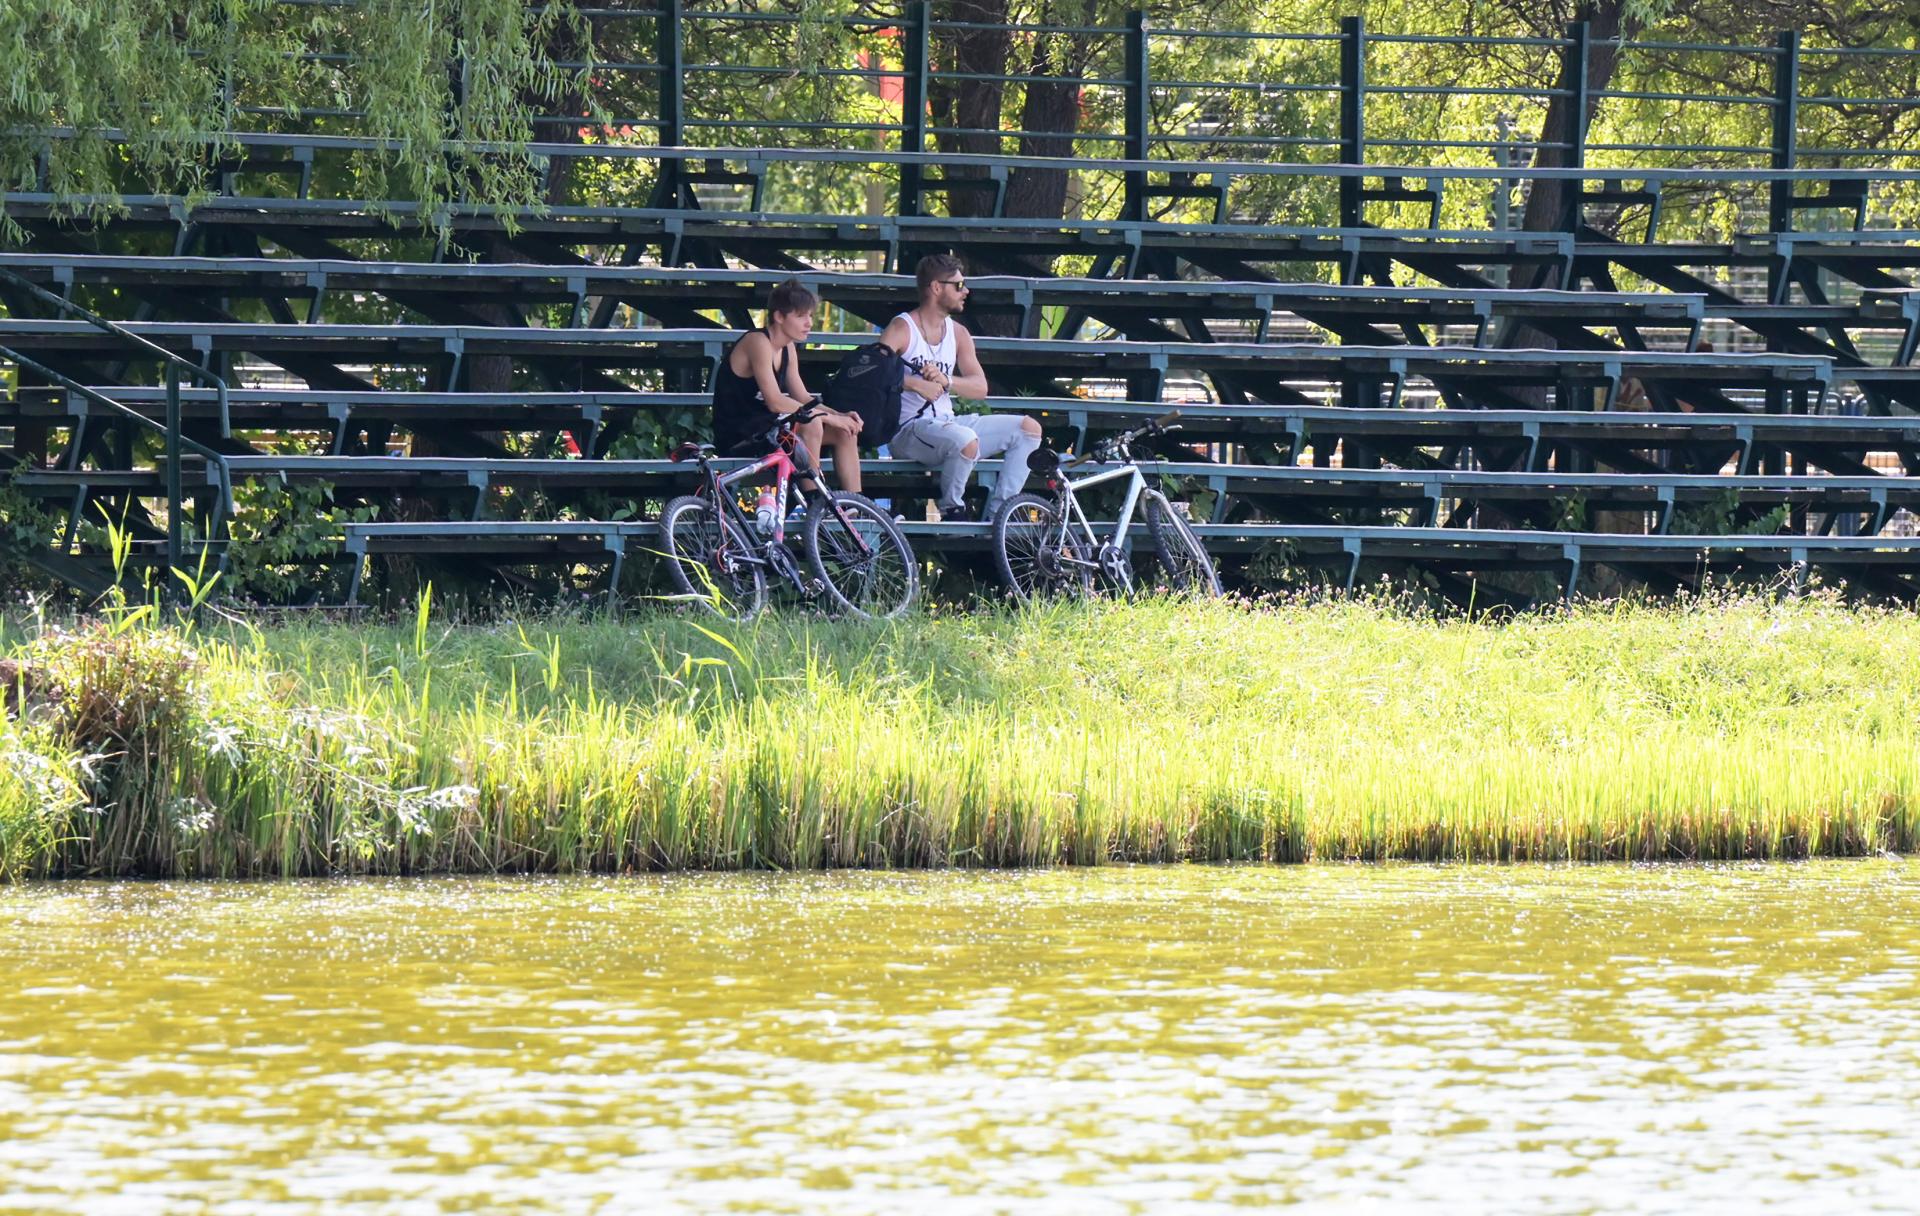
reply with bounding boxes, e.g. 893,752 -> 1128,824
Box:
717,430 -> 779,458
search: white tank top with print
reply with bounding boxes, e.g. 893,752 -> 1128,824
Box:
894,310 -> 956,424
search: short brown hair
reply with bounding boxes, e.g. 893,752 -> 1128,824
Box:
767,278 -> 817,318
915,253 -> 964,301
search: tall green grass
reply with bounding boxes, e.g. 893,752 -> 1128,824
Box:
4,593 -> 1919,878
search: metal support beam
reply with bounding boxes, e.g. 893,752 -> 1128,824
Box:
899,0 -> 930,217
1339,16 -> 1365,230
1560,20 -> 1589,232
1124,11 -> 1151,223
1565,21 -> 1589,170
653,0 -> 685,209
1769,31 -> 1802,236
165,365 -> 183,596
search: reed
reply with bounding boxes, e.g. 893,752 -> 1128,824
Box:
4,592 -> 1919,879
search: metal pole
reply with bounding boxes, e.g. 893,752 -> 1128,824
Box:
1769,30 -> 1801,235
1339,16 -> 1365,229
654,0 -> 685,207
166,365 -> 183,597
1561,20 -> 1589,232
1124,10 -> 1150,223
1764,31 -> 1801,414
899,0 -> 930,217
1492,113 -> 1513,287
1565,21 -> 1589,170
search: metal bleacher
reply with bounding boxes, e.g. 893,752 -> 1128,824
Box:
6,10 -> 1920,607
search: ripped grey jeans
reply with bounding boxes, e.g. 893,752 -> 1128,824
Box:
889,413 -> 1042,516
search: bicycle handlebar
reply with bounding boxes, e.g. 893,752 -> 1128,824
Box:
1078,409 -> 1184,464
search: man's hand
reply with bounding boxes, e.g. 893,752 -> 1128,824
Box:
913,360 -> 952,395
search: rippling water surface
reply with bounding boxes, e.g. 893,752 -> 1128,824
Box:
3,864 -> 1919,1212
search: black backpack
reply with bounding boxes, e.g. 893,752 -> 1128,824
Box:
823,342 -> 910,448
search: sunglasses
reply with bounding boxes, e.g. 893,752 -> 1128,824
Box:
938,277 -> 969,290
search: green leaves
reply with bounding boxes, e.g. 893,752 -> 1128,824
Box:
0,0 -> 602,243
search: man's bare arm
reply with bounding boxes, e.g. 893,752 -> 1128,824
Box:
884,317 -> 945,401
947,326 -> 989,400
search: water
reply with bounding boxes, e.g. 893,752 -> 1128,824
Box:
2,863 -> 1918,1213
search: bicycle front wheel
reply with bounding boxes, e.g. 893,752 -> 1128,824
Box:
1144,494 -> 1222,596
804,492 -> 920,618
658,494 -> 768,621
992,493 -> 1095,603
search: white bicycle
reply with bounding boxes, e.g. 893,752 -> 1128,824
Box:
990,410 -> 1223,602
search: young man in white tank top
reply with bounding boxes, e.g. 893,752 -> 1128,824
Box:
880,253 -> 1042,522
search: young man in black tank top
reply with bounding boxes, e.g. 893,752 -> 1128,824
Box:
711,279 -> 864,493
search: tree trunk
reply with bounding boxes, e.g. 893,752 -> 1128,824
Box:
1516,0 -> 1634,281
933,23 -> 1088,331
1003,31 -> 1081,222
537,12 -> 595,207
930,0 -> 1012,218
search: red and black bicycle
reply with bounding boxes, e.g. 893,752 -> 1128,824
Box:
661,410 -> 919,620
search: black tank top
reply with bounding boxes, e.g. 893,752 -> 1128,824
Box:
711,330 -> 792,452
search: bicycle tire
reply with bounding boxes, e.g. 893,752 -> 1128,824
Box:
1144,494 -> 1223,596
804,492 -> 920,618
658,494 -> 768,621
992,493 -> 1095,603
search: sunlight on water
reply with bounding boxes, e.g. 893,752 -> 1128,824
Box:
2,863 -> 1918,1213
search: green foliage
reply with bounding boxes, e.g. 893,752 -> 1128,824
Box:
12,622 -> 207,875
5,0 -> 1918,239
0,713 -> 82,881
1669,489 -> 1792,537
344,0 -> 598,227
5,594 -> 1919,878
0,0 -> 600,240
225,478 -> 376,603
1,0 -> 300,220
0,476 -> 63,596
1552,495 -> 1590,532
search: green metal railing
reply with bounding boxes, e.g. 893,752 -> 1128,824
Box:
154,3 -> 1920,242
211,4 -> 1920,173
0,267 -> 232,593
21,7 -> 1920,244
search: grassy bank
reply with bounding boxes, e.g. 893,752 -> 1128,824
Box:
3,594 -> 1919,878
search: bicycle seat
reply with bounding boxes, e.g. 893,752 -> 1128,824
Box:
670,441 -> 716,463
1027,447 -> 1063,474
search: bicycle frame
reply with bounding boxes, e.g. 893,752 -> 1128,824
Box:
706,445 -> 802,546
687,435 -> 879,581
1043,459 -> 1156,571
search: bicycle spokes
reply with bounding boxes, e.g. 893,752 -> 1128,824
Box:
995,495 -> 1094,602
806,493 -> 918,618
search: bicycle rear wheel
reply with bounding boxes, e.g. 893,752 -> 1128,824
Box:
1144,493 -> 1222,596
804,492 -> 919,618
992,493 -> 1095,603
658,494 -> 768,621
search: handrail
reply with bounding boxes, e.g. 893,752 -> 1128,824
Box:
18,127 -> 1920,186
33,15 -> 1920,184
0,267 -> 231,426
0,267 -> 232,589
